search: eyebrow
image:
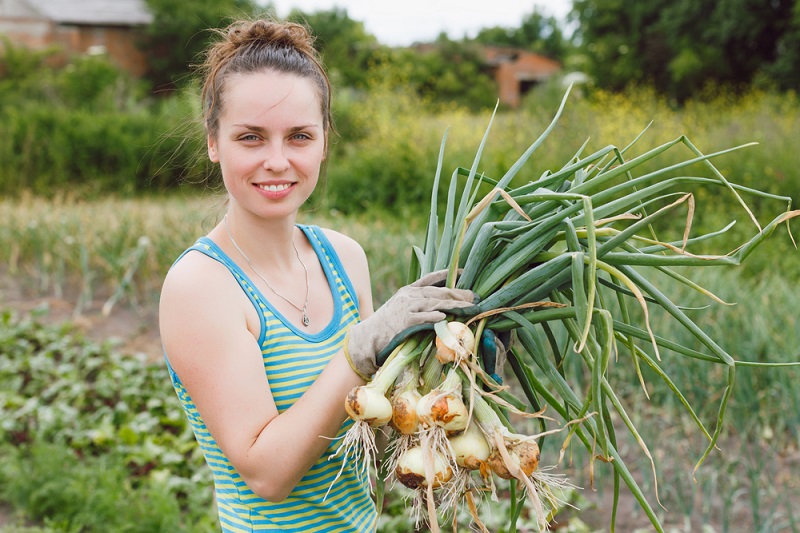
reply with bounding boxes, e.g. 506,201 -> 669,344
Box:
231,123 -> 321,132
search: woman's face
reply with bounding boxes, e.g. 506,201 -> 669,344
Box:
208,70 -> 326,221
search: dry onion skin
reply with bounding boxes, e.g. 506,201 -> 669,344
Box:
390,388 -> 422,435
487,438 -> 541,479
395,446 -> 454,489
435,321 -> 476,364
345,385 -> 393,428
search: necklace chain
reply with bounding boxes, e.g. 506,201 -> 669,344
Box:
223,216 -> 311,327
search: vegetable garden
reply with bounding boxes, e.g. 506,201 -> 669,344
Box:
1,72 -> 799,531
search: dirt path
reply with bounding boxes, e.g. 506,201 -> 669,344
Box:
0,269 -> 163,361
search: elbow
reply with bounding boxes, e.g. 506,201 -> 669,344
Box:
245,475 -> 294,503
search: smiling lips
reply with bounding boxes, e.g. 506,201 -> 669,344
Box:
257,183 -> 292,192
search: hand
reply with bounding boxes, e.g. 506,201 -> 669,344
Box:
344,270 -> 478,380
480,329 -> 514,385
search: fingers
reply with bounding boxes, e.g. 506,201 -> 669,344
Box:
409,268 -> 465,288
409,269 -> 449,287
407,310 -> 447,325
405,285 -> 477,305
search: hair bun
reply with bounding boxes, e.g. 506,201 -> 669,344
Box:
226,19 -> 316,56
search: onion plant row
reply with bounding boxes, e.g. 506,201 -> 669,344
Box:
338,88 -> 799,532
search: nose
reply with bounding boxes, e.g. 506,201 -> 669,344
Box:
262,143 -> 290,173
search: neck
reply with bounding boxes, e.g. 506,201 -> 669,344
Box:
218,208 -> 300,271
220,210 -> 312,328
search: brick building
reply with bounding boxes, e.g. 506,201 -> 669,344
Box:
0,0 -> 153,76
414,42 -> 562,108
482,46 -> 562,108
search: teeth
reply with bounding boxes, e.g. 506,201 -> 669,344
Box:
258,183 -> 291,192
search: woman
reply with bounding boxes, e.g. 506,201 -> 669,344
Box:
158,18 -> 477,532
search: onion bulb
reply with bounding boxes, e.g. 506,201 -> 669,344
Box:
487,439 -> 540,479
448,423 -> 491,470
390,388 -> 422,435
395,446 -> 453,489
345,385 -> 393,427
416,383 -> 469,433
434,321 -> 476,364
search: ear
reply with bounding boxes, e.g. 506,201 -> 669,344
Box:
207,134 -> 219,163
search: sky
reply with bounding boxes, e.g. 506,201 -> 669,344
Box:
267,1 -> 573,47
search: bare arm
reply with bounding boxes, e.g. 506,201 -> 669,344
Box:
159,242 -> 370,502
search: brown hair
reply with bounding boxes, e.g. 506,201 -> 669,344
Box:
200,19 -> 332,140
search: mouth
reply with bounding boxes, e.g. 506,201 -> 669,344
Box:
256,182 -> 293,192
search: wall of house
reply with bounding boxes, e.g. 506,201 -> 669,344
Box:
0,2 -> 149,77
50,24 -> 149,75
488,50 -> 562,108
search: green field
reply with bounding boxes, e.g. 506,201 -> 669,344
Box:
2,199 -> 799,531
2,88 -> 800,531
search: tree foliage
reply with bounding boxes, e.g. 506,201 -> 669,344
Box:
131,0 -> 800,106
474,9 -> 569,61
389,36 -> 498,112
140,0 -> 258,91
286,7 -> 381,88
571,0 -> 800,99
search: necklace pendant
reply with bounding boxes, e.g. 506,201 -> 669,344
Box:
302,313 -> 310,327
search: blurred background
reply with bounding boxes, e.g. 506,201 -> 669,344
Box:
0,0 -> 798,531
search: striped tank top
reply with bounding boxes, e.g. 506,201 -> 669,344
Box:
164,225 -> 377,532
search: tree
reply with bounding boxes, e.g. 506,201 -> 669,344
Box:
389,36 -> 498,112
763,1 -> 800,90
285,8 -> 381,88
571,0 -> 800,99
140,0 -> 258,92
474,9 -> 569,61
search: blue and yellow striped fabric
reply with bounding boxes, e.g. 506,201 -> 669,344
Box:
165,225 -> 377,532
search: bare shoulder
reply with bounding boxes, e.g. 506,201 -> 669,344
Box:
318,228 -> 368,272
159,250 -> 249,363
160,249 -> 239,308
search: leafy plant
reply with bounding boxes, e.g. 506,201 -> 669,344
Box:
0,309 -> 213,529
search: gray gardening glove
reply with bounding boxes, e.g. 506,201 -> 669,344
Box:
344,270 -> 478,380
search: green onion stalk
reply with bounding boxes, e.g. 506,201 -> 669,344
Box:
340,86 -> 800,532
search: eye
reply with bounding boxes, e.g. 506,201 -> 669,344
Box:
238,133 -> 261,142
290,132 -> 313,142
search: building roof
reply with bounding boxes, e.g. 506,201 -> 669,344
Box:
482,46 -> 561,72
25,0 -> 153,26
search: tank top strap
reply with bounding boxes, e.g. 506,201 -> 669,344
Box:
172,226 -> 360,343
182,237 -> 270,333
297,224 -> 361,312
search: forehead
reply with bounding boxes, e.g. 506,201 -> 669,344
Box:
221,70 -> 322,124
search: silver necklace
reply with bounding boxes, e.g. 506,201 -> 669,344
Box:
223,216 -> 311,327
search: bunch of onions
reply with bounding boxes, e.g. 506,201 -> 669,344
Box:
335,336 -> 427,480
338,87 -> 798,532
385,363 -> 423,475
